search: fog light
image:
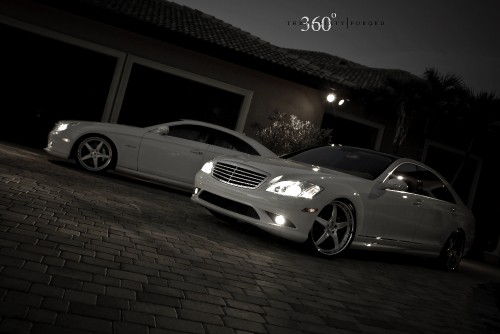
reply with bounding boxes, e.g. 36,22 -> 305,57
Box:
265,212 -> 296,228
274,215 -> 286,226
194,187 -> 199,195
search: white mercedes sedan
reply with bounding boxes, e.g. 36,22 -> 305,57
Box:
45,120 -> 277,191
192,145 -> 475,270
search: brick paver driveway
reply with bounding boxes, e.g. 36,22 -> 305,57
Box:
1,142 -> 500,334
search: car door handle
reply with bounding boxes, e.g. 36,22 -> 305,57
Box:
413,199 -> 422,206
190,150 -> 203,155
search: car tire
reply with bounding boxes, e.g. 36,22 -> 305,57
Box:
438,231 -> 465,271
307,200 -> 355,257
75,136 -> 115,173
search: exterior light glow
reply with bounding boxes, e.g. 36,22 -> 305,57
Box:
302,208 -> 318,213
274,215 -> 286,226
326,93 -> 336,103
338,99 -> 345,106
201,161 -> 214,174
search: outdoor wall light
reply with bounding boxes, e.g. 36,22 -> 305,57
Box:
326,93 -> 336,103
339,99 -> 351,106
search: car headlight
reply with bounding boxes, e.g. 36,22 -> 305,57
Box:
54,121 -> 79,132
201,161 -> 214,174
266,180 -> 323,199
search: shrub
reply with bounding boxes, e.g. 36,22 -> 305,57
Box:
253,110 -> 332,156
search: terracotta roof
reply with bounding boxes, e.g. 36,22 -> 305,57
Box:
284,49 -> 419,90
35,0 -> 419,91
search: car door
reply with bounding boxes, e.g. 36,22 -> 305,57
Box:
364,163 -> 423,244
410,167 -> 464,247
138,124 -> 210,184
204,128 -> 260,160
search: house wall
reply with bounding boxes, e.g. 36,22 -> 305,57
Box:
0,0 -> 327,139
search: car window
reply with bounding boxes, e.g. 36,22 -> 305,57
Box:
208,129 -> 259,155
389,163 -> 420,194
168,125 -> 209,143
390,163 -> 456,203
419,168 -> 456,203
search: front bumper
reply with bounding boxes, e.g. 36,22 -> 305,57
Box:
192,172 -> 321,243
44,131 -> 73,159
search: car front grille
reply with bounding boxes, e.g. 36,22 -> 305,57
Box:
198,191 -> 260,219
212,161 -> 267,189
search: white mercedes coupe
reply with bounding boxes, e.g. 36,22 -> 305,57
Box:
45,120 -> 276,191
192,145 -> 475,270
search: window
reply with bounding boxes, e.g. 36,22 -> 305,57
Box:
420,169 -> 456,204
390,163 -> 456,203
389,163 -> 420,194
167,125 -> 209,143
209,130 -> 259,155
118,63 -> 244,128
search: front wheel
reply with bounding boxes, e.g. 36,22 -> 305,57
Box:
307,200 -> 355,257
75,136 -> 115,172
439,232 -> 465,271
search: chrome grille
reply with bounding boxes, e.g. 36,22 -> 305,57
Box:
212,162 -> 267,189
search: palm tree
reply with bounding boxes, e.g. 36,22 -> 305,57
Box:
379,76 -> 428,153
378,68 -> 466,154
450,90 -> 500,185
420,68 -> 465,139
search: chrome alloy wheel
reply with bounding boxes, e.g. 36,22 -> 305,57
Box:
76,136 -> 114,172
309,200 -> 355,256
440,232 -> 465,271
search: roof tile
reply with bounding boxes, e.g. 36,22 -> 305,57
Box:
37,0 -> 419,90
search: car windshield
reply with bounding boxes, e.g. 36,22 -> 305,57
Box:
286,146 -> 397,180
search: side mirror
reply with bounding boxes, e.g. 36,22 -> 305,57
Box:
157,126 -> 169,136
382,178 -> 409,192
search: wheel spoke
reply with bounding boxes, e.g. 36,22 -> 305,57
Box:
316,217 -> 329,228
84,142 -> 94,152
98,153 -> 110,159
331,231 -> 339,249
80,153 -> 93,161
329,206 -> 338,224
336,221 -> 348,230
315,230 -> 330,245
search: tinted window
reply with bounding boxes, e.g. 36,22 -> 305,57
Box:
209,130 -> 259,155
168,125 -> 209,143
389,163 -> 420,194
420,169 -> 456,203
288,146 -> 396,180
390,163 -> 456,203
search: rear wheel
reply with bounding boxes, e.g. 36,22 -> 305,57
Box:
308,200 -> 355,257
439,232 -> 465,271
75,136 -> 115,172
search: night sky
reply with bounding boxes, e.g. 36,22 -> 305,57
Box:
170,0 -> 500,94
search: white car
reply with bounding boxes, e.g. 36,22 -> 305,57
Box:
45,120 -> 277,191
192,145 -> 475,270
